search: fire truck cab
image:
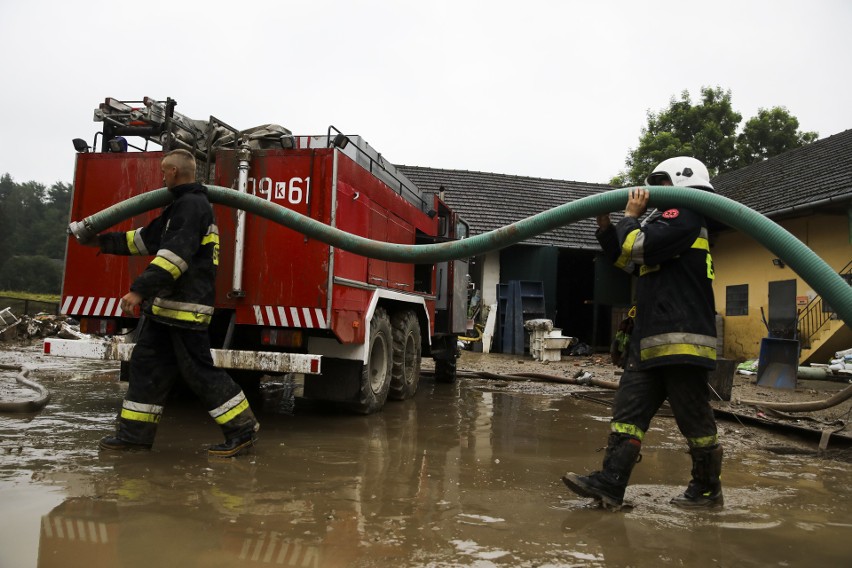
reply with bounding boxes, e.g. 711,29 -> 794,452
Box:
46,97 -> 468,413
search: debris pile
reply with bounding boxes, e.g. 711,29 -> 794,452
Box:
0,308 -> 88,342
736,347 -> 852,383
828,347 -> 852,373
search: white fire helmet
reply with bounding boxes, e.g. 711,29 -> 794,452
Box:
645,156 -> 714,191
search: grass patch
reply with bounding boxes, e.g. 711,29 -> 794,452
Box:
0,290 -> 61,303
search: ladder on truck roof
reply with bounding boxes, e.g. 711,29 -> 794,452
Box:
93,97 -> 254,162
88,97 -> 429,212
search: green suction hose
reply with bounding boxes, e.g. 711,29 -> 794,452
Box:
68,185 -> 852,326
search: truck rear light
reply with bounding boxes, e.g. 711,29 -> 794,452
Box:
260,328 -> 304,348
80,318 -> 118,336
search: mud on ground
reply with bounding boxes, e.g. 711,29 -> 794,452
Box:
429,349 -> 852,460
3,337 -> 851,459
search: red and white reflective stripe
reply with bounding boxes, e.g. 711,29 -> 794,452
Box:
61,296 -> 125,317
252,305 -> 328,329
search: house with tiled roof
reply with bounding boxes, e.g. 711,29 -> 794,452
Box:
398,166 -> 621,350
399,128 -> 852,361
711,128 -> 852,363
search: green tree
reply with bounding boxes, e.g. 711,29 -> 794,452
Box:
613,87 -> 817,185
0,255 -> 62,294
0,175 -> 72,293
15,181 -> 50,257
38,181 -> 73,258
0,174 -> 16,273
734,107 -> 818,168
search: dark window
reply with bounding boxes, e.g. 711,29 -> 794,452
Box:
726,284 -> 748,316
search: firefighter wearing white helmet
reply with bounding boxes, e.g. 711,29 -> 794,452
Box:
645,156 -> 714,191
562,156 -> 722,510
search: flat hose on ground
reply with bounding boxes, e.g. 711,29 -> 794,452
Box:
70,185 -> 852,328
738,383 -> 852,412
0,364 -> 50,413
422,369 -> 620,389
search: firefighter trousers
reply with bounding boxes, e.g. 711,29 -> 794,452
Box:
115,318 -> 258,446
610,364 -> 718,448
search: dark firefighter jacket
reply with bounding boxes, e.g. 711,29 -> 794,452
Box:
99,182 -> 220,329
597,206 -> 717,371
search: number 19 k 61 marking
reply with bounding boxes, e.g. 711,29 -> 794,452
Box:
247,177 -> 311,205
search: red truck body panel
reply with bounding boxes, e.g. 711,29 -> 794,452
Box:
62,148 -> 439,346
62,153 -> 163,317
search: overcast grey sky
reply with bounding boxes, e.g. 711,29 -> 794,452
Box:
1,0 -> 850,188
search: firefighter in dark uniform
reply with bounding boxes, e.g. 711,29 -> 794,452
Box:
80,149 -> 259,457
563,156 -> 723,509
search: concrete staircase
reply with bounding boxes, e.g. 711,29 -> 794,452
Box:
799,318 -> 852,365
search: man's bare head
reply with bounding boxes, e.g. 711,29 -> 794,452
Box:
161,149 -> 196,188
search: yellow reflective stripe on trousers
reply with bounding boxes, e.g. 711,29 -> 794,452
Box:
615,229 -> 641,269
611,422 -> 645,440
123,400 -> 163,413
120,400 -> 163,423
688,434 -> 718,448
120,408 -> 161,423
212,398 -> 250,425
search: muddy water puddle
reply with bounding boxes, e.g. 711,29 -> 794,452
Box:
1,347 -> 851,567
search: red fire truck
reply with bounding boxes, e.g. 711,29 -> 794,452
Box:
46,97 -> 469,413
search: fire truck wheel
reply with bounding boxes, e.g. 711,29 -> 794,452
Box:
389,309 -> 421,400
353,307 -> 393,414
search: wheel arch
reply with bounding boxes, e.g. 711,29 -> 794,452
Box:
307,289 -> 432,365
368,290 -> 431,353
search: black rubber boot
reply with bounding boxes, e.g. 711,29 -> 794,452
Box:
562,433 -> 642,509
99,412 -> 158,452
98,436 -> 152,452
208,407 -> 260,458
208,430 -> 257,458
670,445 -> 724,508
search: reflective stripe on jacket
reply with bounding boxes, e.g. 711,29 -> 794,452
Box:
597,206 -> 717,370
99,182 -> 219,330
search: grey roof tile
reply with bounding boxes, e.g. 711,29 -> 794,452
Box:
397,166 -> 612,250
712,129 -> 852,216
